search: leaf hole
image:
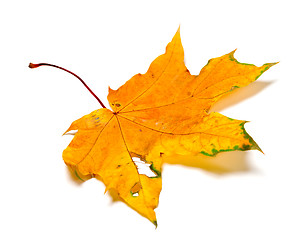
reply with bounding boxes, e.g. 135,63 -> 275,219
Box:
132,157 -> 158,178
65,129 -> 78,135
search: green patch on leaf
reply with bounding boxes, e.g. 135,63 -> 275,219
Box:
149,163 -> 161,178
228,50 -> 256,67
255,62 -> 278,80
200,122 -> 262,157
239,122 -> 262,152
74,169 -> 84,181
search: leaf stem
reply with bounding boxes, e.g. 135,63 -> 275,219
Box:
28,62 -> 106,108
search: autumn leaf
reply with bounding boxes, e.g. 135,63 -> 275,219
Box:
29,27 -> 277,226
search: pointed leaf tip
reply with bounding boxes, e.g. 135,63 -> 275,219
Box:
153,220 -> 158,228
172,25 -> 181,40
108,86 -> 115,96
255,61 -> 278,80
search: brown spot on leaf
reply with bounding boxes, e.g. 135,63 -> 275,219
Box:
131,182 -> 142,196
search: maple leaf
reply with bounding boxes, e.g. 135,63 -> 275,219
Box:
29,28 -> 277,226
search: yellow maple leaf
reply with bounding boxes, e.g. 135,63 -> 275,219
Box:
29,27 -> 277,226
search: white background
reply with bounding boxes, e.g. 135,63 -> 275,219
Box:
1,0 -> 300,239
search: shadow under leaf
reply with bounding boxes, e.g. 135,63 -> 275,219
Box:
211,81 -> 274,112
162,150 -> 252,175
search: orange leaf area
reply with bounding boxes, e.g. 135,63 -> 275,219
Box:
63,28 -> 277,225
